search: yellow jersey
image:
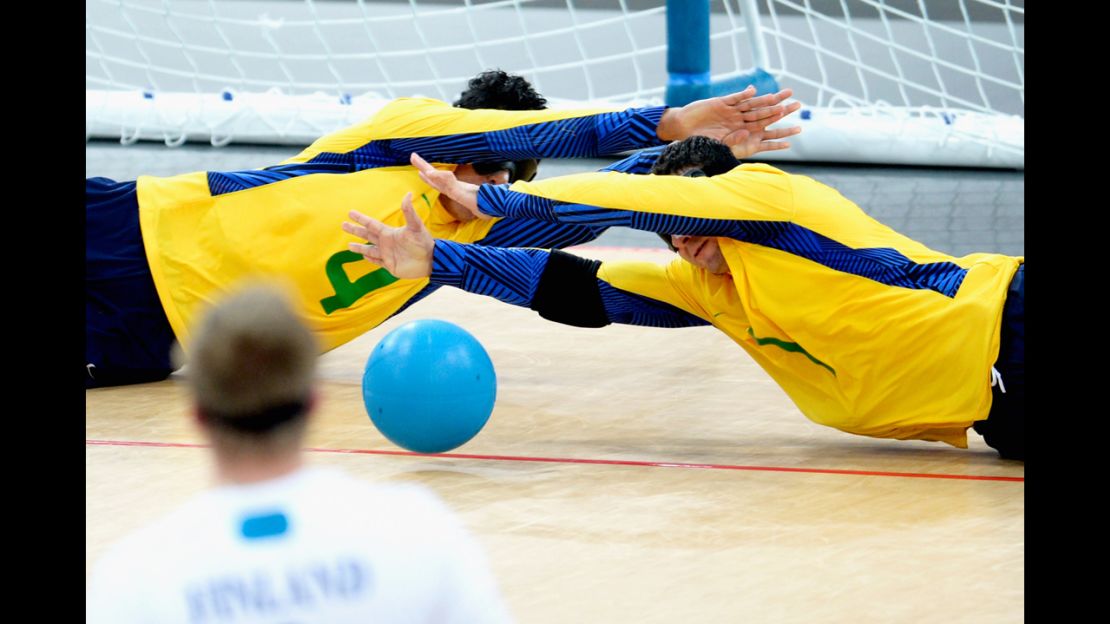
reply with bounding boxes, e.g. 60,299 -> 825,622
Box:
480,164 -> 1023,447
137,98 -> 666,352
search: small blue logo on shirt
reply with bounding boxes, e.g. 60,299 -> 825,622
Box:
240,512 -> 289,540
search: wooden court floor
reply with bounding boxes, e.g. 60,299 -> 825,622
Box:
86,247 -> 1024,623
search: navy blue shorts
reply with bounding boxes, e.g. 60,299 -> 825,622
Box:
973,263 -> 1024,460
86,177 -> 177,387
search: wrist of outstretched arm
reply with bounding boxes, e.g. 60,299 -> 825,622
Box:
633,105 -> 669,144
654,105 -> 682,140
429,240 -> 546,307
430,240 -> 467,286
476,185 -> 507,218
593,106 -> 669,154
477,184 -> 558,220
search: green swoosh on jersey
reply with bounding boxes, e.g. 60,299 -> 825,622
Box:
747,328 -> 835,375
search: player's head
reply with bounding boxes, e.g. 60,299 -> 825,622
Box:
454,68 -> 547,111
179,284 -> 319,458
650,135 -> 740,179
453,69 -> 544,185
651,136 -> 739,274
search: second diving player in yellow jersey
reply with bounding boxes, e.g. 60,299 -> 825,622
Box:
343,138 -> 1024,461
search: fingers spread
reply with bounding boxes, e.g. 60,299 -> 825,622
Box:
346,209 -> 372,226
721,128 -> 751,148
346,210 -> 385,237
761,88 -> 793,105
743,93 -> 778,110
400,192 -> 426,234
349,242 -> 383,264
347,209 -> 385,230
742,105 -> 782,122
754,104 -> 801,128
342,221 -> 373,241
720,85 -> 756,106
739,90 -> 799,119
764,126 -> 802,140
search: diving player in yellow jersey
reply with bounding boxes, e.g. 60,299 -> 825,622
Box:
86,70 -> 801,388
342,138 -> 1024,461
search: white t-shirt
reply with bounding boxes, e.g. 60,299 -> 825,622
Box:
87,466 -> 512,623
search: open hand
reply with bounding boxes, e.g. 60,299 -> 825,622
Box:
342,193 -> 435,279
720,104 -> 803,159
658,86 -> 803,158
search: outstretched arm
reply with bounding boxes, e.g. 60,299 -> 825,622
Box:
343,205 -> 708,329
409,151 -> 794,233
598,146 -> 667,174
284,98 -> 667,167
657,86 -> 802,158
377,87 -> 801,164
287,88 -> 801,167
472,146 -> 672,249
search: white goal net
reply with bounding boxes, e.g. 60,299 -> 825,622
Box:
86,0 -> 1024,167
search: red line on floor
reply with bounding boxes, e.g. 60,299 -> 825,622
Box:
86,439 -> 1023,482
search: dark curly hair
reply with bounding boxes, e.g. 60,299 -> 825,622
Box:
650,136 -> 739,176
651,136 -> 740,251
453,69 -> 548,111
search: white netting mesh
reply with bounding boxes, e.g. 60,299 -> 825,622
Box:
735,0 -> 1024,168
753,0 -> 1023,116
86,0 -> 670,101
86,0 -> 1024,167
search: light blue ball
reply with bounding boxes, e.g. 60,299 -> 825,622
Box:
362,319 -> 497,453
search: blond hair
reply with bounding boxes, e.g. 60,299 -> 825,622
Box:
178,284 -> 319,451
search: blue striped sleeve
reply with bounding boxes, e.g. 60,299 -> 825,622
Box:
477,184 -> 740,236
598,282 -> 709,328
389,106 -> 666,162
599,146 -> 665,174
430,241 -> 709,328
470,146 -> 665,248
311,106 -> 668,168
477,218 -> 605,249
431,240 -> 548,308
476,186 -> 970,299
